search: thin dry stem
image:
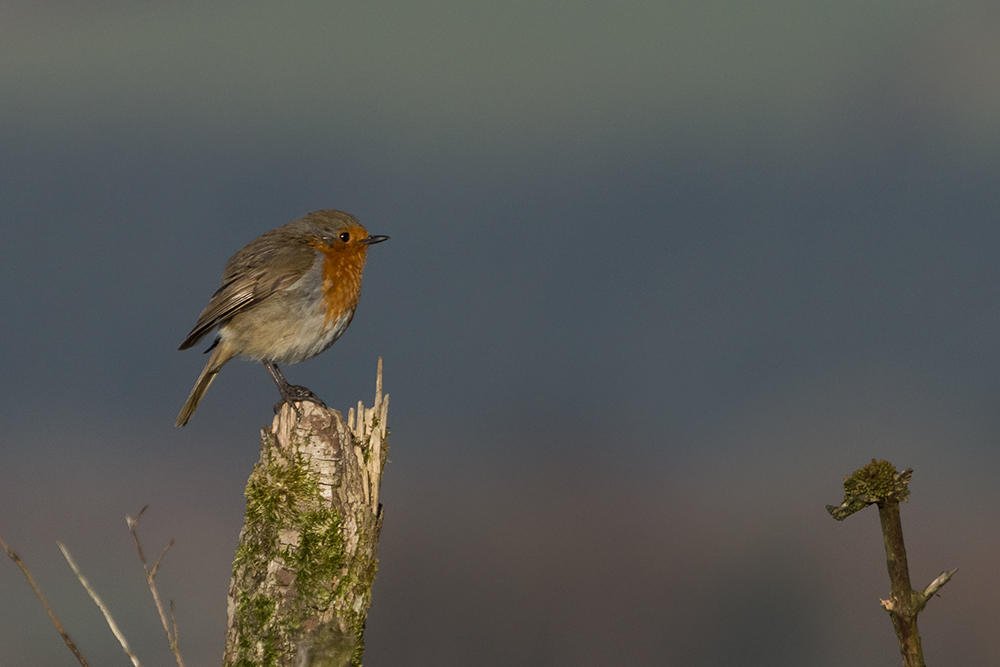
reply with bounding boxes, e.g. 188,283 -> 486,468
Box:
127,507 -> 186,667
921,569 -> 958,602
170,601 -> 181,654
1,536 -> 91,667
58,541 -> 143,667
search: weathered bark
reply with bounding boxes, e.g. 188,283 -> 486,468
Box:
876,498 -> 924,666
224,361 -> 389,667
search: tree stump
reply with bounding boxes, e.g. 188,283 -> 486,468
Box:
224,361 -> 389,667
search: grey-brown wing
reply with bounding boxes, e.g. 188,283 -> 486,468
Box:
178,234 -> 317,350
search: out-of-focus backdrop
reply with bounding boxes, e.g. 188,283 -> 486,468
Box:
2,2 -> 999,665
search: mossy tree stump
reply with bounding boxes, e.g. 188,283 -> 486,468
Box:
224,361 -> 389,667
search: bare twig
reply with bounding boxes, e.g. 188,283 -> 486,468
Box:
827,459 -> 956,667
127,506 -> 186,667
170,601 -> 181,654
58,541 -> 143,667
0,536 -> 91,667
921,568 -> 958,602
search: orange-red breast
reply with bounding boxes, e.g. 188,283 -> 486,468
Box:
175,209 -> 388,426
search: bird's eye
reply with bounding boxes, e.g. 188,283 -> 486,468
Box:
339,232 -> 350,242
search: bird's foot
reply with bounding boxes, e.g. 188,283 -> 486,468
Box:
274,384 -> 327,417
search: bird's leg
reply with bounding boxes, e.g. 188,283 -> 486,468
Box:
263,360 -> 327,416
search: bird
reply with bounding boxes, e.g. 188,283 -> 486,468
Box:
175,209 -> 388,426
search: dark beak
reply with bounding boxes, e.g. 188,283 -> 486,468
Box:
361,235 -> 390,245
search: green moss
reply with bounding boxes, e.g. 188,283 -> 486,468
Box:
243,434 -> 320,531
844,459 -> 898,499
228,432 -> 353,666
232,593 -> 280,667
289,507 -> 345,609
827,458 -> 913,521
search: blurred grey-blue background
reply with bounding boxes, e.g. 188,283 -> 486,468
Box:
2,2 -> 999,665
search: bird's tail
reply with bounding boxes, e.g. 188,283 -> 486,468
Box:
175,342 -> 237,426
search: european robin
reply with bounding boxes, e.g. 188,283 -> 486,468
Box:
175,209 -> 388,426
